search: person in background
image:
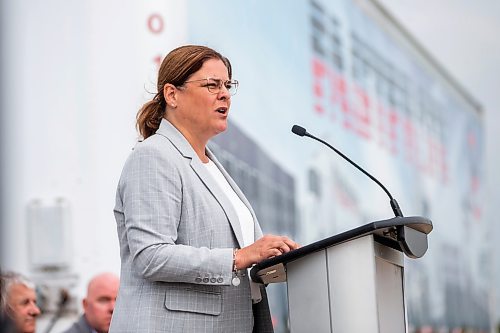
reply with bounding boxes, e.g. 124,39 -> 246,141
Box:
1,271 -> 41,333
109,45 -> 299,333
0,271 -> 17,333
62,272 -> 119,333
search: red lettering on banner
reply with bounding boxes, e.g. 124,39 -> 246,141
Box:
153,55 -> 162,69
329,70 -> 348,120
147,13 -> 165,69
312,58 -> 327,116
314,104 -> 325,114
147,14 -> 164,34
402,116 -> 417,165
313,83 -> 323,98
312,57 -> 350,122
311,56 -> 449,184
376,103 -> 398,155
425,136 -> 445,179
345,84 -> 371,139
388,109 -> 399,154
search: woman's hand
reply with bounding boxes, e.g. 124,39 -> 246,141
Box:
235,235 -> 300,270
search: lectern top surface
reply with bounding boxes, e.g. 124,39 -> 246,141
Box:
250,215 -> 432,283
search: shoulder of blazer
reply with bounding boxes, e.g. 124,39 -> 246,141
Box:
153,118 -> 196,160
63,315 -> 92,333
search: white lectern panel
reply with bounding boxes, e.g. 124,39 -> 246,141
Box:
287,250 -> 332,332
327,236 -> 379,332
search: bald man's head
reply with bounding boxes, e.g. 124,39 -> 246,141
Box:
83,273 -> 119,333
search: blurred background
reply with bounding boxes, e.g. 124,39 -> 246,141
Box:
1,0 -> 498,332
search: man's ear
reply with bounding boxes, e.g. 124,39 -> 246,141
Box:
163,83 -> 178,108
82,298 -> 88,311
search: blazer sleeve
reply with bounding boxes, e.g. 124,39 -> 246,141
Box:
118,143 -> 234,284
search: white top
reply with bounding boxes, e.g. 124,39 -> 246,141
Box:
204,160 -> 255,247
204,159 -> 262,303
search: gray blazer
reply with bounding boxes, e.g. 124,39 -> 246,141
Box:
61,315 -> 93,333
109,119 -> 273,333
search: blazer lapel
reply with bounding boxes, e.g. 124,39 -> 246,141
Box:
189,157 -> 245,247
156,119 -> 245,248
207,149 -> 262,241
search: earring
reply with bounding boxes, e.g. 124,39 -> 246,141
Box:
171,104 -> 176,108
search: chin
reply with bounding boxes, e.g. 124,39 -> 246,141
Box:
22,325 -> 36,333
215,123 -> 228,134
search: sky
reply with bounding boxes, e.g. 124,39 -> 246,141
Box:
378,0 -> 500,321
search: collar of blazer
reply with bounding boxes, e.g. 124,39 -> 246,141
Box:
155,118 -> 264,248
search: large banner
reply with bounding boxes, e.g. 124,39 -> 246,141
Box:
186,0 -> 487,330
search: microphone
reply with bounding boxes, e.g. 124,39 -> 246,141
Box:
291,125 -> 403,217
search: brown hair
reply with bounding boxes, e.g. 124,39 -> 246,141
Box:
136,45 -> 232,139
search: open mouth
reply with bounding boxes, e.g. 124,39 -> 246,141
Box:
216,107 -> 228,115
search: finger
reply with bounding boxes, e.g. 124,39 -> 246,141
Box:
265,248 -> 282,258
283,238 -> 300,250
269,240 -> 286,252
279,242 -> 291,253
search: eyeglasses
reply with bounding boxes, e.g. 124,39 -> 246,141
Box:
182,78 -> 239,96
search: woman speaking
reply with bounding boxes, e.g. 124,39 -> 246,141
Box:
110,45 -> 299,333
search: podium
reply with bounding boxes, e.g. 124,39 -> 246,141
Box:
250,216 -> 433,333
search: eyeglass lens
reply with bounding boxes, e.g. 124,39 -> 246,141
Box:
206,78 -> 238,95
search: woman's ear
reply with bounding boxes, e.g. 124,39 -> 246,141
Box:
163,83 -> 178,108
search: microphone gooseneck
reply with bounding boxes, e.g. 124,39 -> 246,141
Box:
291,124 -> 403,217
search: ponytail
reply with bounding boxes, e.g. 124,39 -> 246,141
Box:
136,94 -> 165,140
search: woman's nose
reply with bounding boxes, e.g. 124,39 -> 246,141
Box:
217,85 -> 231,100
